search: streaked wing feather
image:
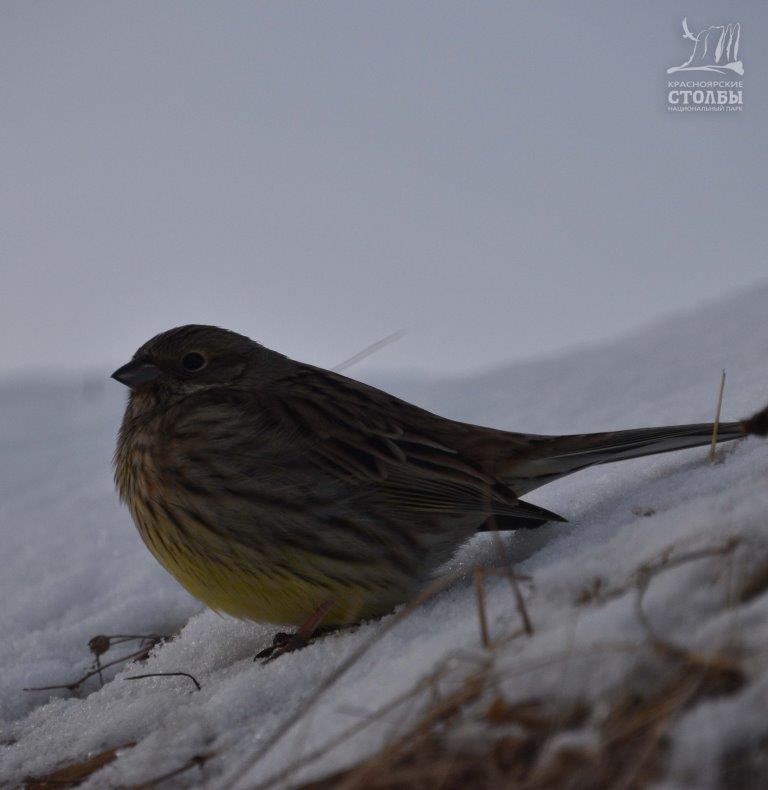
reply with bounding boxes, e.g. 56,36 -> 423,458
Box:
272,365 -> 559,524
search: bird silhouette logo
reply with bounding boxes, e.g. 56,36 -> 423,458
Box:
667,17 -> 743,75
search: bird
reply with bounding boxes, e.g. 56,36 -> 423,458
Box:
112,324 -> 746,655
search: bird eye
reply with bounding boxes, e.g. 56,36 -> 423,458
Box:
181,352 -> 207,372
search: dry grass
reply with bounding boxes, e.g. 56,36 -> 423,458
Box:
24,743 -> 135,789
231,538 -> 751,790
21,538 -> 761,789
23,634 -> 169,695
709,369 -> 727,463
296,658 -> 744,790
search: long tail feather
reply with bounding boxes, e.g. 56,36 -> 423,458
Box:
505,421 -> 744,494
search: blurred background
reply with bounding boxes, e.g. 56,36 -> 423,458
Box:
1,0 -> 765,379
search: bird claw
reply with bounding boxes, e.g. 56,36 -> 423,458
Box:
254,631 -> 310,663
254,600 -> 335,664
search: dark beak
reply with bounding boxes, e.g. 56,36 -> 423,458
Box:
111,359 -> 162,388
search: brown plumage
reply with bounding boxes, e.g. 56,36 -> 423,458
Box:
112,324 -> 745,628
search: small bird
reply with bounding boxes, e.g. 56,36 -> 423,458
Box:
113,325 -> 745,652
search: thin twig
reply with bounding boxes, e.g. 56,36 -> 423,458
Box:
24,646 -> 158,693
634,539 -> 739,589
333,330 -> 407,373
96,634 -> 167,642
582,539 -> 739,607
500,565 -> 534,636
486,519 -> 534,635
474,567 -> 490,648
709,369 -> 726,463
633,539 -> 744,672
130,753 -> 213,789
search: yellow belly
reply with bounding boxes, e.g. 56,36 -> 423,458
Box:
165,547 -> 371,626
134,508 -> 394,627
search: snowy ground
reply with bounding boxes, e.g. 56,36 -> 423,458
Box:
2,285 -> 768,787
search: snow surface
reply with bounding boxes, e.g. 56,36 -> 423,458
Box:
2,285 -> 768,787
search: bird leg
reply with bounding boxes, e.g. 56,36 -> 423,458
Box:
255,600 -> 335,663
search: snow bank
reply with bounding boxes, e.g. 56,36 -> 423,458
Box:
2,285 -> 768,787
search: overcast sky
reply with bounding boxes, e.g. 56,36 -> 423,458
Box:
1,1 -> 765,378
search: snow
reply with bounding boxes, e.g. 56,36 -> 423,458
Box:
2,285 -> 768,787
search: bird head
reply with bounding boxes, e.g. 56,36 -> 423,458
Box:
111,324 -> 271,397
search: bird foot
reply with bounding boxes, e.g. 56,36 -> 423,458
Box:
254,600 -> 335,664
254,631 -> 312,663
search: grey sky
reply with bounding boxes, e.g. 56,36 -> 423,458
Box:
1,1 -> 765,377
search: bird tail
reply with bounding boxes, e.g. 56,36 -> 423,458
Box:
504,421 -> 745,495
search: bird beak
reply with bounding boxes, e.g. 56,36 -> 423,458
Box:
111,359 -> 162,388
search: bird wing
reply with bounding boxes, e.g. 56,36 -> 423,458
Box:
263,364 -> 564,525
